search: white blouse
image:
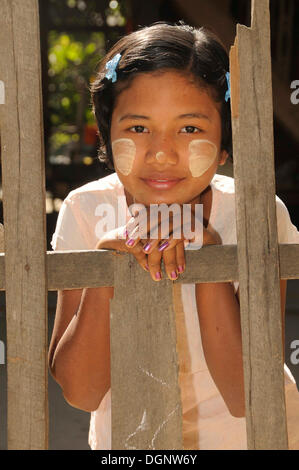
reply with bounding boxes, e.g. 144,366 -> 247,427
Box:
51,172 -> 299,450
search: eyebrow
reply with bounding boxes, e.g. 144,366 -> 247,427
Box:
118,112 -> 211,122
178,113 -> 210,121
118,114 -> 150,122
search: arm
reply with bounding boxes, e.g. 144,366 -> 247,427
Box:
196,280 -> 245,417
48,285 -> 113,412
196,276 -> 287,418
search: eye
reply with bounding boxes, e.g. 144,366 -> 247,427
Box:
181,126 -> 201,134
129,125 -> 149,133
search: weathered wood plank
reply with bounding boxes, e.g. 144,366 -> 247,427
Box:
47,249 -> 115,289
0,0 -> 48,449
45,245 -> 299,288
110,253 -> 183,450
230,0 -> 288,449
0,244 -> 298,291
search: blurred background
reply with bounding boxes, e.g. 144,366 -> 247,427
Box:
30,0 -> 299,245
0,0 -> 298,450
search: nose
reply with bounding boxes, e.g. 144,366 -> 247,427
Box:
144,134 -> 178,166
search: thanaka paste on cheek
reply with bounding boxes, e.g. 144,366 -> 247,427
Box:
188,139 -> 218,177
112,138 -> 136,176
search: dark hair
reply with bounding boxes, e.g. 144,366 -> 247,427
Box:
90,22 -> 232,170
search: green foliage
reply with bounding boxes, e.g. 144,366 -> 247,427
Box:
48,30 -> 104,125
46,1 -> 128,158
48,31 -> 105,153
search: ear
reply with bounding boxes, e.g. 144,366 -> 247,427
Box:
218,150 -> 229,166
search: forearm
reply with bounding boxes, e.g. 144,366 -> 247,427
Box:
195,281 -> 245,417
51,287 -> 112,412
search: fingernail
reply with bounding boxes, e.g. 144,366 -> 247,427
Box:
158,241 -> 169,252
143,242 -> 151,252
145,264 -> 149,271
126,238 -> 135,247
170,271 -> 177,280
178,265 -> 185,273
155,272 -> 161,280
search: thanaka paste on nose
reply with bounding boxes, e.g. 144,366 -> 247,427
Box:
188,139 -> 217,177
112,138 -> 136,176
156,151 -> 166,163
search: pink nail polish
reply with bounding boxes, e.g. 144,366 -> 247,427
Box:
126,238 -> 135,247
171,271 -> 177,279
155,272 -> 161,280
158,241 -> 169,252
144,243 -> 151,252
178,265 -> 184,273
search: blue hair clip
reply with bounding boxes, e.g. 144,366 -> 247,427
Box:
225,72 -> 230,102
105,53 -> 122,83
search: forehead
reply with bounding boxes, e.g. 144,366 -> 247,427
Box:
113,70 -> 221,117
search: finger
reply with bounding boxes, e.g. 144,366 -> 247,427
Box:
142,237 -> 161,255
157,234 -> 180,253
128,212 -> 149,240
147,248 -> 163,282
162,245 -> 179,281
129,240 -> 150,272
142,223 -> 177,254
175,241 -> 186,274
125,224 -> 141,249
123,216 -> 139,239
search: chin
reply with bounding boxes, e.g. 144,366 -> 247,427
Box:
143,196 -> 184,207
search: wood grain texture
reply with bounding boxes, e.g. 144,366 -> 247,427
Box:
230,0 -> 288,450
0,0 -> 48,449
110,253 -> 183,450
0,244 -> 298,291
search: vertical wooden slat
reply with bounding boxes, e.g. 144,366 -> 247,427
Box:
110,254 -> 183,450
0,0 -> 48,449
230,0 -> 288,449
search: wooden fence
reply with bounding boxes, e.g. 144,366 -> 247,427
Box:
0,0 -> 298,450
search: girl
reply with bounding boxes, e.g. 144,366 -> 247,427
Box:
48,22 -> 299,450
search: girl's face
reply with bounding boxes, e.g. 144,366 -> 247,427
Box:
110,70 -> 228,207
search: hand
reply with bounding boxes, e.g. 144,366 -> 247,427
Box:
94,222 -> 150,272
95,210 -> 221,282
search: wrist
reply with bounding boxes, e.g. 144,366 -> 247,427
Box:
94,227 -> 128,251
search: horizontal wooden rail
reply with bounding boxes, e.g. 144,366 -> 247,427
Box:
0,244 -> 298,291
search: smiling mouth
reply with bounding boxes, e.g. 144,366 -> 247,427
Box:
141,177 -> 184,189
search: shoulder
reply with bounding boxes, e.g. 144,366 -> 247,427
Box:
64,172 -> 123,207
211,173 -> 235,195
208,174 -> 236,241
51,173 -> 125,251
211,174 -> 299,243
275,195 -> 290,220
210,174 -> 236,217
275,195 -> 299,243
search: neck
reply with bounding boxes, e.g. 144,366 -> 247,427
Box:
125,186 -> 210,207
124,187 -> 211,228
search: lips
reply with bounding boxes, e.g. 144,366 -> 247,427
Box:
141,175 -> 185,190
